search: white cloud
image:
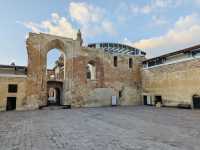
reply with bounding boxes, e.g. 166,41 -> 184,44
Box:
133,14 -> 200,58
131,0 -> 183,14
22,2 -> 116,39
23,13 -> 77,39
122,37 -> 132,46
69,2 -> 103,24
69,2 -> 116,37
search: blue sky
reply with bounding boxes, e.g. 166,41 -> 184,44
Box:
0,0 -> 200,66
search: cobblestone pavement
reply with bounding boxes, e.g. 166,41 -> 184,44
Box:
1,106 -> 200,150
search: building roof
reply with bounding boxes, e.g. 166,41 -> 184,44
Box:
143,44 -> 200,63
0,64 -> 27,75
88,42 -> 146,56
0,64 -> 27,69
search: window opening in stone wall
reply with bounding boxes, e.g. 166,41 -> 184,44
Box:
86,61 -> 96,80
129,58 -> 133,68
114,56 -> 118,67
8,84 -> 18,93
47,48 -> 65,81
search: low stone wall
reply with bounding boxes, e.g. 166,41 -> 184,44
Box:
142,58 -> 200,107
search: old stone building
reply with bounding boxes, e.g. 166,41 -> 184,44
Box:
0,31 -> 145,111
142,45 -> 200,108
1,29 -> 200,111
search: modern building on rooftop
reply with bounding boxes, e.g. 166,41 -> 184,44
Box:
88,43 -> 146,56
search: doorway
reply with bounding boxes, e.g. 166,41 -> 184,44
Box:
48,87 -> 61,105
47,81 -> 63,106
6,97 -> 16,111
193,95 -> 200,109
155,96 -> 162,105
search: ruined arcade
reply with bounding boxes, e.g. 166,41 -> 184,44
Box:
0,31 -> 145,111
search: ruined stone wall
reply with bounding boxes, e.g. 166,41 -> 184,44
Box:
142,58 -> 200,107
22,32 -> 145,109
70,47 -> 144,107
26,33 -> 79,108
0,76 -> 27,111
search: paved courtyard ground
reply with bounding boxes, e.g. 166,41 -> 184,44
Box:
1,106 -> 200,150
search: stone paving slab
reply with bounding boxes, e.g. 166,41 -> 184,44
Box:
0,106 -> 200,150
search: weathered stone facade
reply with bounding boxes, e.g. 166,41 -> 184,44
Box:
2,31 -> 199,111
0,32 -> 144,111
142,44 -> 200,108
142,58 -> 200,107
0,75 -> 27,111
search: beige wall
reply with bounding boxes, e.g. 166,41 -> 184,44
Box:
25,33 -> 144,109
0,75 -> 27,111
66,47 -> 144,107
142,58 -> 200,107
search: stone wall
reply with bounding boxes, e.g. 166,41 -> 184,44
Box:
0,32 -> 144,111
0,76 -> 27,111
142,58 -> 200,107
25,32 -> 145,109
70,47 -> 144,107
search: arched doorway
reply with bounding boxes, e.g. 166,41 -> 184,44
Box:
193,95 -> 200,109
26,32 -> 82,108
47,81 -> 63,106
47,87 -> 61,105
47,48 -> 65,81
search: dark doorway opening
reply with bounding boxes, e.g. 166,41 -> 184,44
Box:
155,96 -> 162,105
193,95 -> 200,109
6,97 -> 16,111
55,88 -> 61,105
143,95 -> 147,105
48,88 -> 61,106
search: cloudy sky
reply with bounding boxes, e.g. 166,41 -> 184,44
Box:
1,0 -> 200,66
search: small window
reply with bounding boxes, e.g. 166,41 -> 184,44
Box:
8,84 -> 18,93
129,58 -> 133,68
114,56 -> 118,67
86,61 -> 96,80
119,91 -> 122,98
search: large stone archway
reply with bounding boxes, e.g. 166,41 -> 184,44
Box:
26,32 -> 82,108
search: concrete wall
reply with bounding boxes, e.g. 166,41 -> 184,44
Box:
142,58 -> 200,107
0,75 -> 27,111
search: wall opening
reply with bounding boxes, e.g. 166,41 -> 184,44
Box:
47,48 -> 65,81
129,58 -> 133,68
47,87 -> 61,105
143,95 -> 152,106
8,84 -> 18,93
193,95 -> 200,109
6,97 -> 16,111
114,56 -> 118,67
143,95 -> 147,105
86,60 -> 96,80
155,96 -> 162,105
119,91 -> 122,98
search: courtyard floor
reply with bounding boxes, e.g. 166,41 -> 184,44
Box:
1,106 -> 200,150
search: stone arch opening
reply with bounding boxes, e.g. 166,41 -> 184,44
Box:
45,39 -> 66,81
47,48 -> 65,81
26,32 -> 81,108
47,81 -> 63,105
86,60 -> 96,80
